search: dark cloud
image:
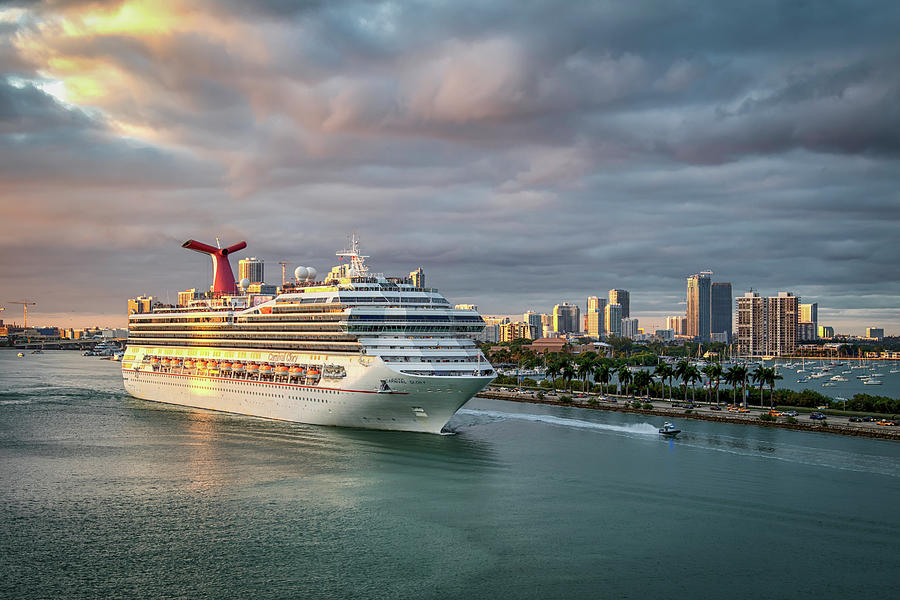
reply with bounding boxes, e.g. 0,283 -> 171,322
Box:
1,0 -> 899,332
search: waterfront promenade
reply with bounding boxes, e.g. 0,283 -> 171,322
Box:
477,388 -> 900,440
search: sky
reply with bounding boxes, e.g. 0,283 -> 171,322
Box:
1,0 -> 898,334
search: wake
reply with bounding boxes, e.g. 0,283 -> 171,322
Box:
456,408 -> 659,436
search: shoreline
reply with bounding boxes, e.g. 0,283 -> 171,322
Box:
475,390 -> 900,441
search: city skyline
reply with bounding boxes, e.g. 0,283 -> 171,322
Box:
2,1 -> 898,335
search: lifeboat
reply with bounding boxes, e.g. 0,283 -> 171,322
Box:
149,357 -> 160,365
161,358 -> 170,367
184,360 -> 195,369
170,359 -> 182,368
259,364 -> 274,375
231,363 -> 245,372
289,366 -> 304,378
220,362 -> 232,371
246,364 -> 259,374
275,365 -> 290,376
207,361 -> 218,371
307,368 -> 321,378
198,361 -> 209,369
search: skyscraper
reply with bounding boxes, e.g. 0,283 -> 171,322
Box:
666,315 -> 687,335
737,292 -> 765,356
686,273 -> 711,341
605,303 -> 622,337
710,282 -> 733,343
409,267 -> 425,288
608,289 -> 630,318
238,257 -> 264,284
621,317 -> 639,339
524,311 -> 543,340
798,302 -> 818,341
553,302 -> 580,334
586,296 -> 607,337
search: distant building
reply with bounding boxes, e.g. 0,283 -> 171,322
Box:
605,303 -> 623,337
710,282 -> 732,343
553,302 -> 580,334
666,315 -> 687,335
455,304 -> 477,310
524,311 -> 543,339
247,283 -> 278,295
608,290 -> 630,319
818,326 -> 835,339
127,296 -> 155,315
737,291 -> 799,356
238,257 -> 264,284
797,322 -> 817,342
710,332 -> 729,344
866,327 -> 884,340
686,272 -> 712,341
527,337 -> 569,355
500,321 -> 532,342
178,288 -> 202,306
656,329 -> 675,341
409,268 -> 425,288
621,317 -> 639,339
800,303 -> 818,326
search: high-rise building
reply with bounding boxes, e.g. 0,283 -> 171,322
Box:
500,321 -> 533,342
621,317 -> 639,339
409,268 -> 425,288
797,322 -> 817,342
799,303 -> 818,325
585,296 -> 607,337
127,296 -> 155,315
666,315 -> 687,335
238,257 -> 264,284
766,292 -> 798,356
608,289 -> 630,319
737,291 -> 799,357
605,303 -> 623,337
686,272 -> 712,341
737,292 -> 766,356
866,327 -> 884,340
178,288 -> 202,306
710,282 -> 732,342
553,302 -> 580,334
524,311 -> 543,339
818,325 -> 834,338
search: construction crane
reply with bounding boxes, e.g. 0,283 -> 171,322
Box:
278,262 -> 293,285
7,301 -> 36,329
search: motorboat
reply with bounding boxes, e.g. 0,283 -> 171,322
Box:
17,352 -> 25,357
659,422 -> 681,437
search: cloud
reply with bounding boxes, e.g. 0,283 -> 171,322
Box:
1,0 -> 899,333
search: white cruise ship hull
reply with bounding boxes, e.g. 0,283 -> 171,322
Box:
122,346 -> 492,433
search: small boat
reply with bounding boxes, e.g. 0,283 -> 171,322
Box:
862,379 -> 883,385
659,422 -> 681,437
822,382 -> 836,387
17,352 -> 25,357
31,349 -> 43,354
830,376 -> 848,382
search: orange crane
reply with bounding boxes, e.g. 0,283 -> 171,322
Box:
7,301 -> 35,328
278,262 -> 293,285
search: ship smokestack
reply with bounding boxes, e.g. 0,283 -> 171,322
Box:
182,239 -> 247,293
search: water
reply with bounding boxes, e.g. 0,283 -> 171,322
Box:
2,350 -> 900,599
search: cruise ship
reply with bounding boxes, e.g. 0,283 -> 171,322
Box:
122,236 -> 494,433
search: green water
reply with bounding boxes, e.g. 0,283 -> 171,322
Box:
2,350 -> 899,599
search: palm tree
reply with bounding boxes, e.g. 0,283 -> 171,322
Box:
735,365 -> 749,408
633,370 -> 653,399
686,366 -> 702,403
561,360 -> 576,393
593,362 -> 612,395
617,365 -> 633,397
654,363 -> 674,401
752,365 -> 767,407
546,357 -> 562,392
764,367 -> 783,408
577,352 -> 597,390
724,365 -> 740,405
702,363 -> 723,405
674,359 -> 691,402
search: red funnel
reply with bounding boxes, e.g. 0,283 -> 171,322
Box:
182,239 -> 247,293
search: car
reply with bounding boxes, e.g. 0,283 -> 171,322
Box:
848,417 -> 863,423
738,407 -> 751,413
810,412 -> 827,420
862,416 -> 878,422
783,411 -> 799,417
876,419 -> 896,426
709,405 -> 721,411
769,411 -> 783,417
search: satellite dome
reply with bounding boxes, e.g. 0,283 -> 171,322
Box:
239,278 -> 250,289
294,266 -> 308,281
306,267 -> 317,281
